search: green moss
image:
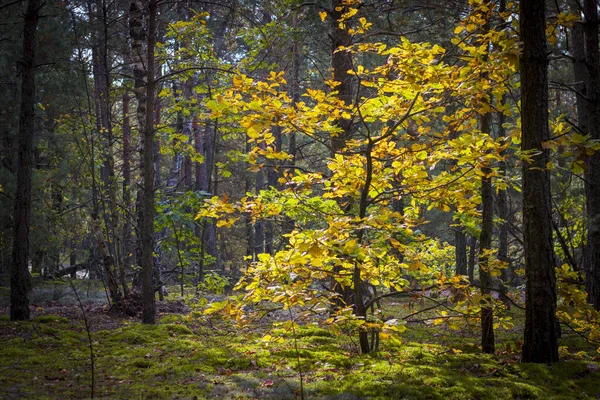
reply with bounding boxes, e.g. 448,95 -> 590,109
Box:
32,315 -> 69,324
131,359 -> 153,369
1,296 -> 599,399
159,314 -> 184,324
165,323 -> 193,336
295,325 -> 334,338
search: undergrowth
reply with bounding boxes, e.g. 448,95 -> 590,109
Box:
0,284 -> 599,399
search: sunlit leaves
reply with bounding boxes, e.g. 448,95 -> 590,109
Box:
198,0 -> 527,344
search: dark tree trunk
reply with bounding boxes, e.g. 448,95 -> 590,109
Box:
265,125 -> 282,254
122,91 -> 132,296
288,14 -> 299,166
520,0 -> 559,363
497,0 -> 511,300
90,0 -> 122,303
477,15 -> 495,348
130,0 -> 156,324
329,0 -> 354,154
479,113 -> 495,354
10,0 -> 41,321
455,229 -> 467,276
468,235 -> 477,284
205,120 -> 220,270
254,159 -> 265,256
245,133 -> 255,260
142,0 -> 157,324
583,0 -> 600,310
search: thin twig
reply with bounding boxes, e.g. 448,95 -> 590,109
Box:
68,280 -> 95,398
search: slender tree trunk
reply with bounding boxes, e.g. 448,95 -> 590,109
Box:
142,0 -> 157,323
468,235 -> 477,284
520,0 -> 559,363
326,0 -> 356,311
130,0 -> 156,324
90,0 -> 122,303
11,0 -> 41,321
479,138 -> 495,353
265,125 -> 282,254
122,91 -> 132,296
583,0 -> 600,310
254,160 -> 265,256
478,22 -> 495,350
245,132 -> 255,260
205,119 -> 221,270
497,0 -> 511,302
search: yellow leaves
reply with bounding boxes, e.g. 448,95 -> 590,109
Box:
216,218 -> 238,228
319,11 -> 328,22
340,7 -> 358,21
466,23 -> 477,33
343,239 -> 358,255
415,150 -> 428,161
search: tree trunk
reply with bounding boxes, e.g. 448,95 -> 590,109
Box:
10,0 -> 40,321
468,235 -> 477,284
122,91 -> 132,296
265,125 -> 282,254
583,0 -> 600,310
90,0 -> 122,303
130,0 -> 156,324
329,0 -> 354,154
245,132 -> 255,260
496,0 -> 511,302
254,158 -> 265,256
479,106 -> 495,353
520,0 -> 559,363
455,229 -> 467,276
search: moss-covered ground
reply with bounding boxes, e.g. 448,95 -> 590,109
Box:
1,281 -> 599,399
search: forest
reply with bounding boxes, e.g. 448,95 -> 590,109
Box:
1,0 -> 600,398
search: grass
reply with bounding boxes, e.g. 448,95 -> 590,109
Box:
0,282 -> 599,399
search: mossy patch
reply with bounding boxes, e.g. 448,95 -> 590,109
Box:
165,323 -> 193,336
33,315 -> 69,324
1,295 -> 600,399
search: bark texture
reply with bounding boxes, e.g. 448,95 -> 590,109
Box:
479,114 -> 495,354
11,0 -> 41,321
583,0 -> 600,310
520,0 -> 559,363
455,229 -> 467,276
130,0 -> 156,324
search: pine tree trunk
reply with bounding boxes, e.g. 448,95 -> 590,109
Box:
583,0 -> 600,310
10,0 -> 41,321
479,111 -> 495,354
90,0 -> 122,304
130,0 -> 156,324
122,91 -> 132,296
520,0 -> 559,363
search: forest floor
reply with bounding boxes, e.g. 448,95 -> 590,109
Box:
1,279 -> 599,399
